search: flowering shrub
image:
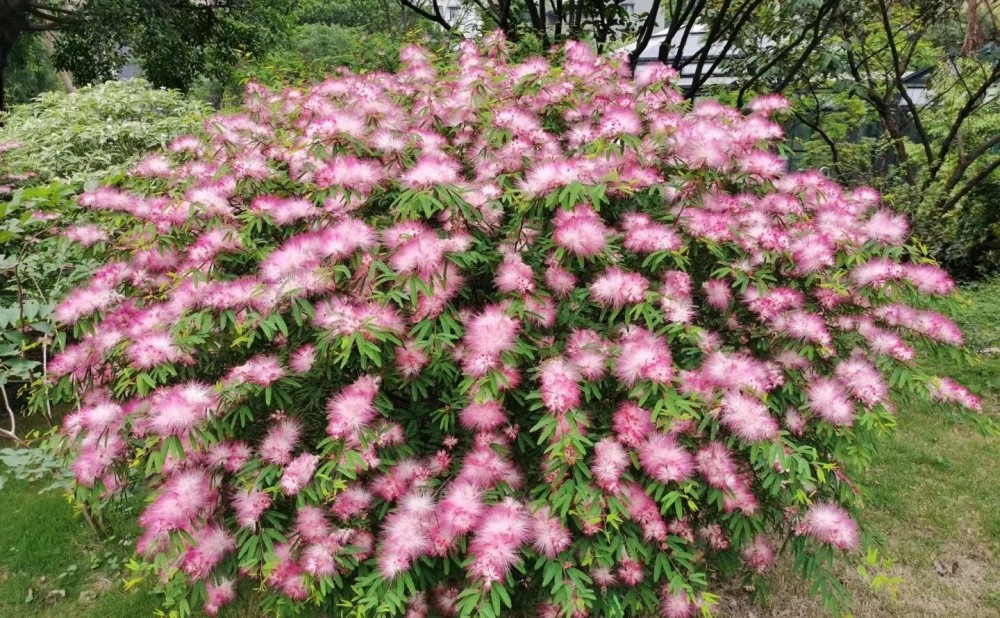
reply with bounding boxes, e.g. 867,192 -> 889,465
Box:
51,35 -> 982,617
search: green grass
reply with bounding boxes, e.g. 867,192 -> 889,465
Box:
3,282 -> 1000,617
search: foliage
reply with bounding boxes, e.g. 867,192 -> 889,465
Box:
3,34 -> 62,106
0,80 -> 209,185
754,0 -> 1000,279
241,24 -> 404,89
49,37 -> 986,618
49,0 -> 297,93
0,81 -> 208,442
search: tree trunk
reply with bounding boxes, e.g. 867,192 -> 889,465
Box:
963,0 -> 985,55
0,43 -> 9,115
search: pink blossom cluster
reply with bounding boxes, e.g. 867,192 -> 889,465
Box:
53,34 -> 979,617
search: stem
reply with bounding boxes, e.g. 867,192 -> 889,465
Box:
0,384 -> 23,445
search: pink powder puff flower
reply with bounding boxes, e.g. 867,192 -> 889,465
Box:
182,525 -> 236,579
807,378 -> 856,426
592,438 -> 629,492
903,263 -> 954,295
621,482 -> 667,541
638,433 -> 695,484
851,258 -> 904,288
834,357 -> 888,406
544,262 -> 577,297
327,375 -> 381,439
620,212 -> 682,254
432,482 -> 484,553
928,376 -> 982,411
294,505 -> 333,544
280,453 -> 320,495
553,204 -> 609,256
147,382 -> 218,437
332,484 -> 373,520
566,329 -> 608,380
790,233 -> 835,274
63,224 -> 109,247
395,341 -> 429,378
590,268 -> 649,308
204,579 -> 236,616
616,551 -> 644,586
660,588 -> 696,618
377,491 -> 436,578
798,502 -> 860,549
232,488 -> 271,528
721,391 -> 780,442
702,279 -> 732,309
468,499 -> 532,588
612,402 -> 654,448
539,358 -> 581,414
260,418 -> 302,465
614,327 -> 673,385
226,354 -> 285,387
402,153 -> 461,189
289,344 -> 316,373
747,93 -> 791,115
495,252 -> 535,293
460,399 -> 508,430
530,507 -> 571,558
860,210 -> 909,245
741,535 -> 776,573
591,564 -> 617,591
127,332 -> 184,369
784,408 -> 807,435
698,523 -> 729,551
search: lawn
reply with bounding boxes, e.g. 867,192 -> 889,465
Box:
2,282 -> 999,618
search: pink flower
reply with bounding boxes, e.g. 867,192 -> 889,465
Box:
807,378 -> 856,426
612,402 -> 653,448
378,492 -> 436,578
614,327 -> 673,385
402,154 -> 461,188
233,488 -> 271,528
544,263 -> 577,297
495,252 -> 535,293
332,484 -> 373,520
798,502 -> 860,549
592,438 -> 629,492
147,382 -> 218,436
289,344 -> 316,373
260,418 -> 302,465
553,205 -> 609,256
928,376 -> 981,411
280,453 -> 320,495
638,433 -> 695,484
702,279 -> 732,309
721,392 -> 780,442
327,376 -> 381,439
63,224 -> 109,247
538,358 -> 581,414
204,579 -> 236,616
621,212 -> 682,253
741,535 -> 776,573
590,268 -> 649,308
834,357 -> 888,406
468,499 -> 532,588
460,399 -> 508,430
182,525 -> 235,579
530,507 -> 571,558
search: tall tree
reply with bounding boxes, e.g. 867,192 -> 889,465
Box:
0,1 -> 74,112
0,0 -> 295,112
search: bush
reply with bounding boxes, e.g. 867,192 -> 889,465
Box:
0,81 -> 207,422
0,80 -> 209,185
53,36 -> 982,617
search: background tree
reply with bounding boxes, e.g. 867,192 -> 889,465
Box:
0,0 -> 294,112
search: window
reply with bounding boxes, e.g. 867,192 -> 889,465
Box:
622,2 -> 634,13
449,6 -> 459,19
